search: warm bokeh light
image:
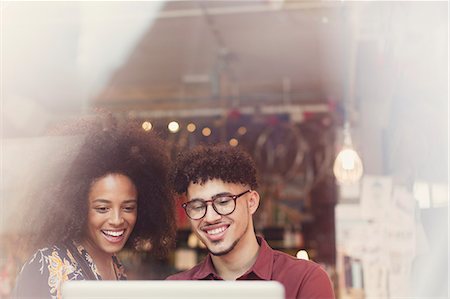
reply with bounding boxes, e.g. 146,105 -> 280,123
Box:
187,232 -> 206,249
187,233 -> 198,248
229,138 -> 238,147
187,123 -> 196,133
168,121 -> 180,133
296,250 -> 309,260
202,127 -> 211,137
141,121 -> 152,131
237,126 -> 247,135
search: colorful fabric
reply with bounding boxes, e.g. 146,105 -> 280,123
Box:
13,240 -> 126,299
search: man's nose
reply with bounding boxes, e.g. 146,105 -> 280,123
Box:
203,202 -> 221,222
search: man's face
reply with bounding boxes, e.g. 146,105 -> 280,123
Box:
186,179 -> 258,256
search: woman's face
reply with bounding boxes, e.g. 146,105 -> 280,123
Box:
82,173 -> 138,255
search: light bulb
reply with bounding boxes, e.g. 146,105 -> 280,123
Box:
333,146 -> 363,184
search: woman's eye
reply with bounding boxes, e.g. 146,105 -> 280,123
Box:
123,206 -> 136,212
95,207 -> 109,213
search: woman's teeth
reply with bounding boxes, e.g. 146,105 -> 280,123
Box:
102,230 -> 125,237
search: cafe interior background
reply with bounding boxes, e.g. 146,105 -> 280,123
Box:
1,1 -> 448,298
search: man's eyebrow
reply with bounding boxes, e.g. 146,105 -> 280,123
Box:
190,192 -> 232,201
212,192 -> 233,198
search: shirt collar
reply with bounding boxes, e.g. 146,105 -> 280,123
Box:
192,254 -> 217,280
245,236 -> 274,280
193,236 -> 274,280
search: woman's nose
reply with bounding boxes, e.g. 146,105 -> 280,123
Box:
109,210 -> 124,225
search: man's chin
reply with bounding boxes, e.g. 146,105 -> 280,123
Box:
208,239 -> 239,256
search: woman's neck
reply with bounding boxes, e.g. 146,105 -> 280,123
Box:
79,239 -> 116,280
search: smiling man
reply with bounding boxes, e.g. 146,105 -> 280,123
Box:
167,145 -> 335,299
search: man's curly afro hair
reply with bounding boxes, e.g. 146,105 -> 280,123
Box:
20,119 -> 176,258
171,144 -> 258,194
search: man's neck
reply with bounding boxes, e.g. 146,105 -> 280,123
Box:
211,234 -> 260,280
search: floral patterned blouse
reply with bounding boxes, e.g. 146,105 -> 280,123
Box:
13,240 -> 126,299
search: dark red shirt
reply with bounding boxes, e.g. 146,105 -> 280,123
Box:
167,237 -> 335,299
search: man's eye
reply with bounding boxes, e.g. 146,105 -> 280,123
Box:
188,201 -> 205,210
215,197 -> 232,205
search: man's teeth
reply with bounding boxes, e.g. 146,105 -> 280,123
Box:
206,227 -> 226,235
103,230 -> 124,237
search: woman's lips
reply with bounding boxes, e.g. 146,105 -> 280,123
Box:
101,229 -> 126,243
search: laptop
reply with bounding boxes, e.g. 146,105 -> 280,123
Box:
62,280 -> 285,299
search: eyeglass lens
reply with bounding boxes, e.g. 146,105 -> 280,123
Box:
186,196 -> 235,219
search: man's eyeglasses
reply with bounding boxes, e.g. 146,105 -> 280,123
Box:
182,190 -> 251,220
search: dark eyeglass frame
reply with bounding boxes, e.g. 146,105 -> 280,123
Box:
182,189 -> 251,220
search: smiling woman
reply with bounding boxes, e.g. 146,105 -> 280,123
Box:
82,173 -> 138,280
12,116 -> 176,298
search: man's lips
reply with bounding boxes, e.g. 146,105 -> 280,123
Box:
201,224 -> 229,241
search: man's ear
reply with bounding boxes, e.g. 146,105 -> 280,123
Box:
248,191 -> 260,215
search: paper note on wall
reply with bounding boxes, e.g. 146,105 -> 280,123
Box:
360,176 -> 393,221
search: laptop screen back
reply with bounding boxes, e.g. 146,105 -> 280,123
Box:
62,280 -> 285,299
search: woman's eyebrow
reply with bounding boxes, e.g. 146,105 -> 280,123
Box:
92,199 -> 137,203
92,199 -> 111,204
122,199 -> 137,204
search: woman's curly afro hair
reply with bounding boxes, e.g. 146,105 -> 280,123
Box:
21,119 -> 175,258
171,144 -> 258,194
